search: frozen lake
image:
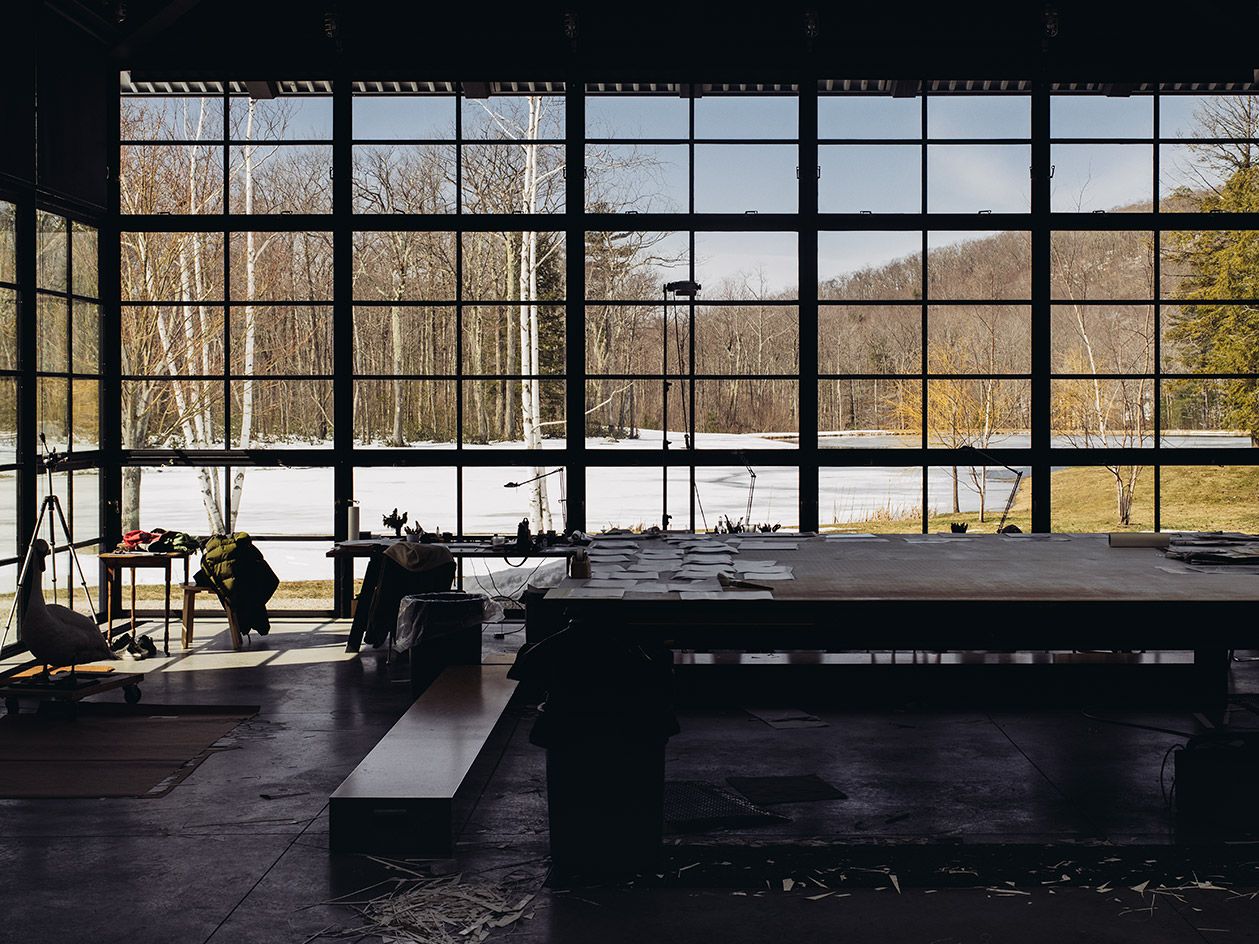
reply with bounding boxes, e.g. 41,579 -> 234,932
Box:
1,429 -> 1251,586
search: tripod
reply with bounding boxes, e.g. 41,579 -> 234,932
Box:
0,435 -> 100,652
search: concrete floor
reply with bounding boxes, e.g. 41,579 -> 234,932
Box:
2,622 -> 1257,943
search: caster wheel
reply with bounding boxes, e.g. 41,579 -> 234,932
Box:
5,697 -> 18,715
123,684 -> 142,705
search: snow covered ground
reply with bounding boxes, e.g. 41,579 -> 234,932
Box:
0,429 -> 1251,589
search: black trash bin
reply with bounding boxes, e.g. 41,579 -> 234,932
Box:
509,620 -> 679,878
398,592 -> 488,699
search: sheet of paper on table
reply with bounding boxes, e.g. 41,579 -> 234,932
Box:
666,579 -> 722,591
604,570 -> 660,580
581,579 -> 629,589
733,559 -> 777,572
679,590 -> 774,600
742,571 -> 795,581
565,587 -> 626,599
623,582 -> 671,594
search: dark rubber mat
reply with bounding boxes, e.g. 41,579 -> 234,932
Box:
726,773 -> 847,805
663,780 -> 789,832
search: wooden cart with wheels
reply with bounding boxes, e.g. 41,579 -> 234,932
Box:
0,664 -> 145,717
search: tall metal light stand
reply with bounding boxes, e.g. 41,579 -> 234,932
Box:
661,280 -> 700,530
0,435 -> 100,652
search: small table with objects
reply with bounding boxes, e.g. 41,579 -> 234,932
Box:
100,550 -> 192,656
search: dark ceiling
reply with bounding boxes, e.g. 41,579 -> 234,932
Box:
45,0 -> 1259,84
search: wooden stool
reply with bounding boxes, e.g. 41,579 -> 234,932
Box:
181,583 -> 243,652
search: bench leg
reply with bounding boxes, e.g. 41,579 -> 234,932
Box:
225,606 -> 243,652
181,590 -> 195,649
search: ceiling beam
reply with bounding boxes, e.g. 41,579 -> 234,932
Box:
44,0 -> 120,44
111,0 -> 207,59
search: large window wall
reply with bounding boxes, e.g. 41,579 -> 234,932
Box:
115,78 -> 1259,613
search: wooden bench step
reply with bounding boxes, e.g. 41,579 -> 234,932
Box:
328,664 -> 517,856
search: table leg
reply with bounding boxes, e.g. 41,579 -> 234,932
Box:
1193,647 -> 1230,719
163,561 -> 171,656
105,566 -> 114,644
129,569 -> 137,640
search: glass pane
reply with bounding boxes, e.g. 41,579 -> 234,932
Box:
928,96 -> 1030,138
694,145 -> 797,212
232,467 -> 333,535
928,231 -> 1031,300
0,289 -> 15,370
228,145 -> 333,214
461,95 -> 565,140
819,95 -> 920,139
927,145 -> 1030,212
586,306 -> 686,376
819,467 -> 922,533
585,378 -> 688,445
121,231 -> 226,302
462,465 -> 568,535
585,144 -> 688,213
1051,231 -> 1154,300
352,306 -> 456,376
1161,229 -> 1259,303
37,295 -> 68,372
819,145 -> 921,212
925,380 -> 1031,448
0,200 -> 14,284
36,377 -> 68,452
229,231 -> 333,301
586,95 -> 689,139
72,223 -> 98,298
1051,466 -> 1152,532
1051,305 -> 1154,374
695,232 -> 797,299
231,305 -> 332,375
695,305 -> 798,375
257,542 -> 333,610
819,378 -> 918,448
462,380 -> 564,448
120,145 -> 223,214
460,232 -> 564,301
135,466 -> 227,535
927,305 -> 1030,373
819,231 -> 922,301
352,144 -> 457,213
693,466 -> 798,532
121,305 -> 226,376
353,379 -> 456,446
353,232 -> 456,300
695,97 -> 796,139
0,379 -> 15,464
1161,378 -> 1256,448
1050,145 -> 1152,212
120,95 -> 225,141
120,380 -> 226,449
1161,466 -> 1258,532
693,379 -> 798,447
1161,304 -> 1259,374
461,143 -> 566,213
0,469 -> 15,556
229,95 -> 333,139
1052,378 -> 1154,447
36,211 -> 67,291
353,95 -> 457,139
230,378 -> 333,447
72,379 -> 99,450
464,305 -> 565,375
354,467 -> 458,537
1160,94 -> 1259,140
586,231 -> 689,300
586,466 -> 690,533
820,305 -> 921,375
928,465 -> 1030,533
1051,96 -> 1153,139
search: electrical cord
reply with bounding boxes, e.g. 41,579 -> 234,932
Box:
1159,743 -> 1183,811
1080,708 -> 1197,739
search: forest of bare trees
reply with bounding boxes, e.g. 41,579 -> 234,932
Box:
112,91 -> 1257,533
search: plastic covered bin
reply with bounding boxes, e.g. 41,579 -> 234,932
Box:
398,592 -> 502,698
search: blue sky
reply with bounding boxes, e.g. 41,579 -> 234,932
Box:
148,91 -> 1239,296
